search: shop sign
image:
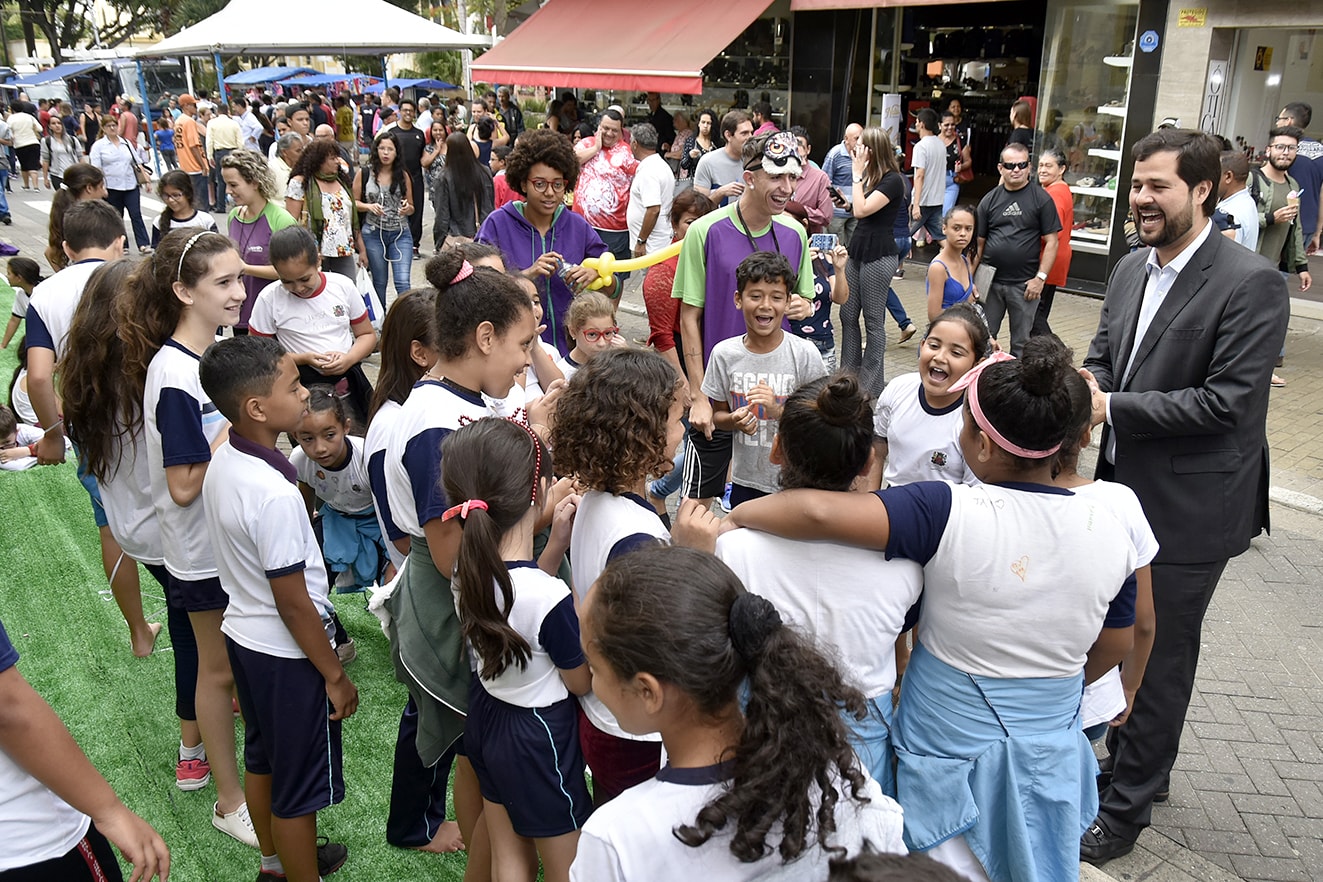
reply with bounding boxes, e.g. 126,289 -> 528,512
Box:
1178,8 -> 1207,27
1200,59 -> 1228,134
1254,46 -> 1274,70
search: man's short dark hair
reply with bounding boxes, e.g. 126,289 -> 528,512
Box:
1269,125 -> 1304,144
789,124 -> 810,147
62,200 -> 124,252
601,108 -> 623,125
199,335 -> 287,424
1132,128 -> 1222,216
1282,101 -> 1312,128
1219,150 -> 1249,183
721,109 -> 753,139
399,98 -> 416,112
916,108 -> 940,135
736,251 -> 797,294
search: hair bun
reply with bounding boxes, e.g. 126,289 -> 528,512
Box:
1016,335 -> 1072,397
728,593 -> 782,662
815,373 -> 871,427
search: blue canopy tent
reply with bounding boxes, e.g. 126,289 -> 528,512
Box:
224,65 -> 318,85
11,61 -> 104,86
274,72 -> 380,89
364,77 -> 459,93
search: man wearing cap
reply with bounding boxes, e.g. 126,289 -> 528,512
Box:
675,131 -> 815,511
574,108 -> 638,280
174,94 -> 209,209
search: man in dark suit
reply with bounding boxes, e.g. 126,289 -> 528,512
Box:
1080,128 -> 1289,864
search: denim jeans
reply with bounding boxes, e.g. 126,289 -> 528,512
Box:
0,170 -> 10,218
362,224 -> 413,305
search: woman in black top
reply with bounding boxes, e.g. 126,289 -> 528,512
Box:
1008,99 -> 1035,151
678,109 -> 720,181
842,126 -> 912,399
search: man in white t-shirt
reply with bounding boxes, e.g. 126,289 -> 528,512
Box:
627,123 -> 674,258
909,108 -> 947,244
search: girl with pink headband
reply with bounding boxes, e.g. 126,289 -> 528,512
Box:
722,334 -> 1141,882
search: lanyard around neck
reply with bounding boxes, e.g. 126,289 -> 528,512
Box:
735,202 -> 780,256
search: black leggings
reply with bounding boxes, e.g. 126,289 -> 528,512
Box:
0,824 -> 123,881
145,563 -> 197,722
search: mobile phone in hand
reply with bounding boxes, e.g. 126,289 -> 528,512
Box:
810,233 -> 839,252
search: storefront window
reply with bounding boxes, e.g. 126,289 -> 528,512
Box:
1039,0 -> 1140,256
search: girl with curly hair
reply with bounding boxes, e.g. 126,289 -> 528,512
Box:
571,544 -> 906,879
549,347 -> 686,805
223,148 -> 297,333
284,138 -> 361,280
475,128 -> 617,356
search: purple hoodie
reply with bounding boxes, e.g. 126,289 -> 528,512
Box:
476,201 -> 608,356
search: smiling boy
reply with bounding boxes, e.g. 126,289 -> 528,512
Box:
700,252 -> 827,508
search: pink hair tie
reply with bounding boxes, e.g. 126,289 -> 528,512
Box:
441,499 -> 488,522
451,260 -> 474,285
957,353 -> 1063,460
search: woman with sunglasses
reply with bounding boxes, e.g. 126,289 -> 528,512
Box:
476,128 -> 618,356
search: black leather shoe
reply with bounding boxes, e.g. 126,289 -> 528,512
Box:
1080,821 -> 1135,865
1153,787 -> 1169,803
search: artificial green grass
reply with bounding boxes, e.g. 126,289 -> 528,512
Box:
0,283 -> 469,881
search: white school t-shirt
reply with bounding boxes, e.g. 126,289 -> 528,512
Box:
9,284 -> 28,320
570,491 -> 669,741
881,481 -> 1138,679
702,333 -> 828,493
249,271 -> 367,357
365,400 -> 407,569
570,764 -> 906,882
205,435 -> 333,658
1074,479 -> 1159,726
98,429 -> 165,566
144,340 -> 229,580
717,528 -> 923,699
22,260 -> 105,359
0,622 -> 92,871
291,433 -> 374,515
384,380 -> 494,539
554,352 -> 583,383
476,563 -> 584,708
874,372 -> 975,487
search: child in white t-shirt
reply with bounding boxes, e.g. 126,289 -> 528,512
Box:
571,545 -> 905,881
1,256 -> 42,351
550,347 -> 687,804
869,302 -> 990,490
251,225 -> 377,423
701,252 -> 827,508
556,291 -> 620,381
199,335 -> 354,881
291,385 -> 385,594
0,403 -> 43,470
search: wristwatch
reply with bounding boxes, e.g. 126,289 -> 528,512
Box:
853,176 -> 864,183
1035,271 -> 1048,281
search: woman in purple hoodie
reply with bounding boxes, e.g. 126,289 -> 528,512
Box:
476,129 -> 617,355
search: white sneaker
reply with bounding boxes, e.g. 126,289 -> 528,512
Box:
213,801 -> 259,848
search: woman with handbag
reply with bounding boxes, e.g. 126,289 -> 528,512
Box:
39,116 -> 84,191
941,111 -> 973,214
88,114 -> 152,253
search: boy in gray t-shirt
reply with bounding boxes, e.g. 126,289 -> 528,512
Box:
701,252 -> 828,506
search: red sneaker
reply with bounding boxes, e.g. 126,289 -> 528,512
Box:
176,757 -> 211,791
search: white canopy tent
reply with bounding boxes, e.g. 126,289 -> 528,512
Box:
131,0 -> 488,171
133,0 -> 490,58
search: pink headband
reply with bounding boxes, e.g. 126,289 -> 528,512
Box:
451,260 -> 474,285
441,499 -> 488,521
950,351 -> 1062,460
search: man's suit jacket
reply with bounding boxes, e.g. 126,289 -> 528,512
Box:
1084,226 -> 1288,565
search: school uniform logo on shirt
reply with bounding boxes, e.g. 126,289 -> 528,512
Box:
930,451 -> 948,469
332,304 -> 346,317
1002,202 -> 1023,218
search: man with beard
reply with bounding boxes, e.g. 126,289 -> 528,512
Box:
393,100 -> 428,258
1079,128 -> 1289,867
1253,125 -> 1312,294
1273,103 -> 1323,254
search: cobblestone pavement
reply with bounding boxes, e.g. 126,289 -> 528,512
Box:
5,186 -> 1320,881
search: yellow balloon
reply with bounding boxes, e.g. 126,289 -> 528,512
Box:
581,240 -> 683,290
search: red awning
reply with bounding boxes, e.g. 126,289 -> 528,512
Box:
473,0 -> 774,95
792,0 -> 1006,8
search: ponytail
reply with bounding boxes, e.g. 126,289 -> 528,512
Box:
441,417 -> 551,679
588,546 -> 871,864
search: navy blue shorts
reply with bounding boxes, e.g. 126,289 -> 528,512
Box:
226,638 -> 344,819
463,677 -> 591,838
170,574 -> 228,613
